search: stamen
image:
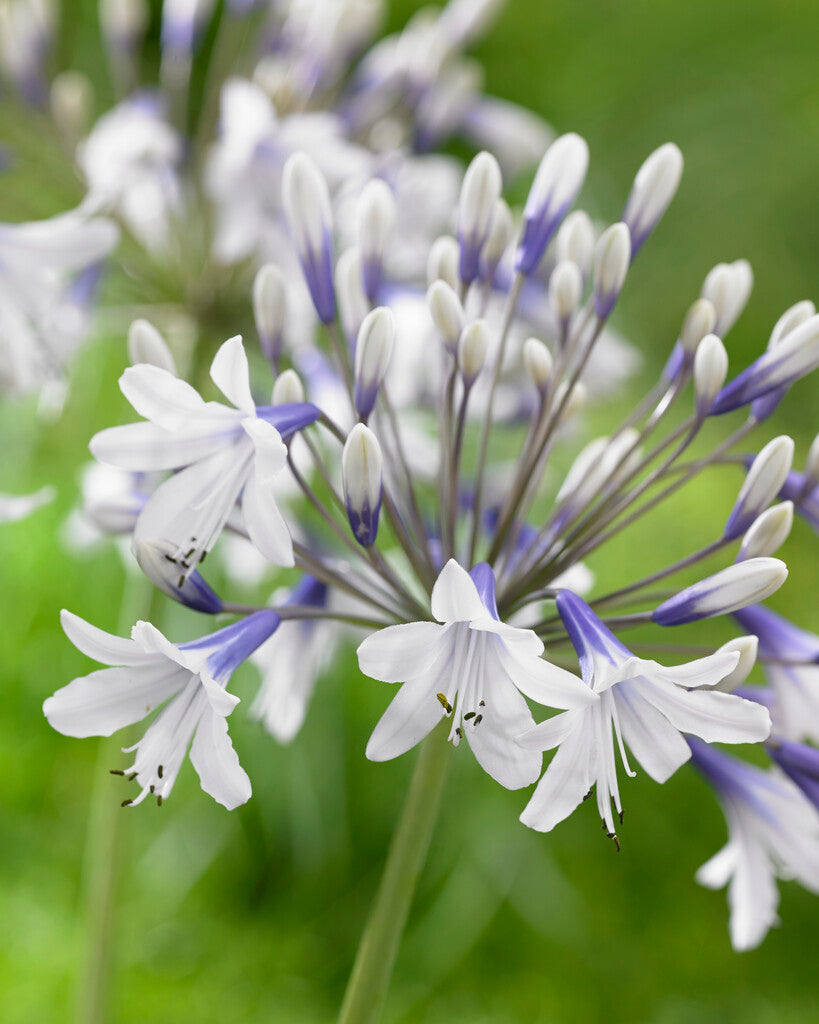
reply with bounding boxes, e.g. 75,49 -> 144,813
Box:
158,764 -> 164,778
436,693 -> 453,715
109,769 -> 125,776
121,798 -> 133,807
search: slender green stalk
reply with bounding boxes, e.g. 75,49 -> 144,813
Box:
338,732 -> 452,1024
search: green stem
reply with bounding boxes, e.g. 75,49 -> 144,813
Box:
338,732 -> 452,1024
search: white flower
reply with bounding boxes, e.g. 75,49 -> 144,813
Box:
89,336 -> 319,582
357,560 -> 595,789
690,738 -> 819,950
0,485 -> 54,523
520,591 -> 771,838
44,608 -> 281,808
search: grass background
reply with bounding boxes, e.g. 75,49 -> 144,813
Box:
1,1 -> 818,1021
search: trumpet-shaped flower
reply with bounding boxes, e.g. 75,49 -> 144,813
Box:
358,560 -> 595,790
44,608 -> 281,808
520,592 -> 771,838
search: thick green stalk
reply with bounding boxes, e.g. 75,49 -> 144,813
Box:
338,731 -> 452,1024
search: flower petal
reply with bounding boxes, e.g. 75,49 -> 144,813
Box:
635,676 -> 771,744
61,609 -> 158,666
614,684 -> 692,783
119,363 -> 208,429
90,420 -> 240,470
242,417 -> 288,481
430,559 -> 485,623
357,621 -> 446,682
518,709 -> 580,751
241,470 -> 295,566
465,672 -> 541,789
519,719 -> 594,832
210,335 -> 255,414
199,669 -> 241,717
498,643 -> 594,711
365,678 -> 443,761
189,706 -> 252,809
608,651 -> 740,691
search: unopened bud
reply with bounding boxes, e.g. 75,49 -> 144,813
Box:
427,235 -> 460,290
458,151 -> 502,284
593,223 -> 630,318
548,260 -> 583,321
693,333 -> 728,416
127,319 -> 177,374
652,558 -> 788,626
515,133 -> 589,275
282,152 -> 335,322
253,263 -> 287,368
701,259 -> 753,336
458,319 -> 489,384
804,432 -> 819,487
50,71 -> 93,140
707,636 -> 759,692
737,502 -> 793,561
342,423 -> 383,547
724,435 -> 794,539
354,307 -> 394,420
100,0 -> 149,50
751,300 -> 816,422
555,380 -> 586,421
335,247 -> 369,341
680,298 -> 717,355
523,337 -> 553,393
556,210 -> 595,279
482,198 -> 513,278
622,142 -> 683,255
272,369 -> 304,406
427,280 -> 465,353
134,538 -> 222,613
357,178 -> 395,302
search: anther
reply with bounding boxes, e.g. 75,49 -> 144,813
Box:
455,727 -> 463,739
582,789 -> 593,801
619,810 -> 624,824
158,765 -> 164,779
473,714 -> 482,726
127,772 -> 137,781
149,785 -> 155,794
109,769 -> 125,776
121,798 -> 133,807
156,795 -> 163,806
436,693 -> 453,715
463,711 -> 476,720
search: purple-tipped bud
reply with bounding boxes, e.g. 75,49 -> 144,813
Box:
282,153 -> 336,323
458,151 -> 502,285
482,198 -> 513,280
652,558 -> 788,626
592,223 -> 631,318
253,264 -> 287,369
272,369 -> 304,406
357,179 -> 395,302
622,143 -> 683,256
127,319 -> 177,374
515,133 -> 589,275
724,436 -> 794,539
458,319 -> 489,386
680,298 -> 717,356
427,280 -> 465,354
548,260 -> 583,321
693,333 -> 728,416
737,502 -> 793,561
427,235 -> 460,290
354,308 -> 394,420
556,210 -> 595,279
161,0 -> 216,55
700,259 -> 753,337
522,337 -> 553,394
335,247 -> 369,343
750,300 -> 817,421
342,424 -> 383,547
134,538 -> 222,613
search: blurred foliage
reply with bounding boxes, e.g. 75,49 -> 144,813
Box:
1,1 -> 818,1022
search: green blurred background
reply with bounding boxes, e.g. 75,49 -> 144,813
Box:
1,1 -> 818,1022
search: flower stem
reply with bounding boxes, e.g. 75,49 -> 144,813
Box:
338,731 -> 452,1024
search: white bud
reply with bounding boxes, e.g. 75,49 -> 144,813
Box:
707,636 -> 759,692
127,319 -> 177,374
523,337 -> 553,393
342,423 -> 383,547
354,307 -> 394,419
725,435 -> 794,539
680,298 -> 717,355
701,259 -> 753,336
427,235 -> 460,290
335,247 -> 369,341
653,557 -> 788,625
804,432 -> 819,487
556,210 -> 595,278
622,142 -> 683,252
272,369 -> 304,406
458,319 -> 489,383
50,71 -> 93,139
555,380 -> 586,422
592,223 -> 630,318
693,333 -> 728,415
100,0 -> 149,46
523,133 -> 589,233
458,151 -> 502,282
482,198 -> 513,272
768,299 -> 816,350
427,280 -> 465,352
282,152 -> 333,259
548,260 -> 583,320
253,263 -> 287,364
357,179 -> 395,261
738,502 -> 793,561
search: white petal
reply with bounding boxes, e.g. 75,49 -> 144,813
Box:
518,709 -> 581,751
471,617 -> 544,657
465,673 -> 541,789
636,677 -> 771,744
357,621 -> 446,682
728,824 -> 780,951
242,417 -> 288,481
119,364 -> 208,429
210,335 -> 254,414
43,664 -> 188,738
430,559 -> 485,623
609,651 -> 740,691
365,678 -> 443,761
61,609 -> 158,666
189,707 -> 252,810
199,670 -> 241,717
90,420 -> 239,470
519,721 -> 593,832
0,485 -> 54,522
241,470 -> 295,566
498,644 -> 594,711
696,842 -> 738,889
614,686 -> 692,783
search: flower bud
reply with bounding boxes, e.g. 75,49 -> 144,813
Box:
253,263 -> 287,368
724,435 -> 794,539
592,223 -> 630,318
426,235 -> 459,291
621,143 -> 683,255
482,198 -> 513,278
556,210 -> 595,279
161,0 -> 215,55
357,178 -> 395,302
458,319 -> 489,385
334,247 -> 369,344
700,259 -> 753,336
127,319 -> 177,374
134,538 -> 222,614
750,300 -> 816,422
712,313 -> 819,415
523,337 -> 553,393
737,502 -> 793,561
548,260 -> 583,321
680,298 -> 717,356
354,307 -> 394,420
282,152 -> 335,323
427,280 -> 465,353
272,369 -> 304,406
342,423 -> 383,547
693,333 -> 728,416
652,558 -> 788,626
555,380 -> 586,422
100,0 -> 149,51
515,133 -> 589,275
50,71 -> 93,140
458,151 -> 502,284
804,432 -> 819,488
706,636 -> 759,692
